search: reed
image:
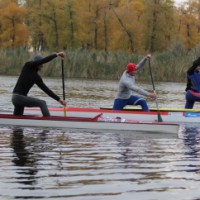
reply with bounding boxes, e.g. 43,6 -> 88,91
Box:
0,44 -> 199,82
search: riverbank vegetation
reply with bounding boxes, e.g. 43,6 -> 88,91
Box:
1,43 -> 200,82
0,0 -> 200,82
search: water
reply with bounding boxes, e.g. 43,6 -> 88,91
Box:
0,76 -> 199,200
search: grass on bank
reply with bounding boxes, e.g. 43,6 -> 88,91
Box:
0,43 -> 200,82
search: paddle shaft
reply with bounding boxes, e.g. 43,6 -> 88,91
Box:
61,59 -> 65,100
61,58 -> 66,116
148,60 -> 163,122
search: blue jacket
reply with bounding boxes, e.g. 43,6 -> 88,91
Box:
186,70 -> 200,93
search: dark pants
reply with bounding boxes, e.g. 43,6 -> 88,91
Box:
113,95 -> 149,111
185,90 -> 200,109
12,94 -> 50,116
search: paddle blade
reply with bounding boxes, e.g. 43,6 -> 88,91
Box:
157,113 -> 163,122
155,100 -> 163,122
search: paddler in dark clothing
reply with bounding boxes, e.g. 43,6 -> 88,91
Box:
185,57 -> 200,109
12,52 -> 66,116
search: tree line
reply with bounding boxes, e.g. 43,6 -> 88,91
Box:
0,0 -> 200,82
0,0 -> 200,52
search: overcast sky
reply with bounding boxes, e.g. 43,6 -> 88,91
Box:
174,0 -> 186,5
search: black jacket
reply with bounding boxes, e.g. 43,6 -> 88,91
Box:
13,54 -> 60,101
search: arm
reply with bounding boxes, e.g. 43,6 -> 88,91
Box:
136,54 -> 151,71
32,51 -> 65,67
129,84 -> 149,96
185,77 -> 192,92
37,78 -> 60,101
33,54 -> 57,66
128,82 -> 157,99
36,78 -> 66,106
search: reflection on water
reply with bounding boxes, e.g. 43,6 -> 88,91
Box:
0,76 -> 200,199
11,128 -> 40,187
181,125 -> 200,161
0,126 -> 199,199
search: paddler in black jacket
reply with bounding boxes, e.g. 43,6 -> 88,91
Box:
12,52 -> 66,116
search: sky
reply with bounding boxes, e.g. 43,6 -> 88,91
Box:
174,0 -> 186,5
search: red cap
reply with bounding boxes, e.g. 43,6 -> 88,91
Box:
126,63 -> 137,73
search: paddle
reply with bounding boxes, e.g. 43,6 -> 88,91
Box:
61,58 -> 67,117
148,59 -> 163,122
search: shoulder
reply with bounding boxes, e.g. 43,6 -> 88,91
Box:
120,71 -> 131,80
20,62 -> 33,72
24,61 -> 35,68
187,70 -> 194,76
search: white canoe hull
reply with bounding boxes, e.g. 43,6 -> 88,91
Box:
26,107 -> 200,124
0,114 -> 179,134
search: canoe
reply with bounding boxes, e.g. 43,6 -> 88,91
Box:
0,113 -> 179,134
25,106 -> 200,124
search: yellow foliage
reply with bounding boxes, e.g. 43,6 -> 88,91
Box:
177,0 -> 200,50
0,0 -> 200,52
0,2 -> 28,47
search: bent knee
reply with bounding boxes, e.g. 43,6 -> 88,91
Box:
135,98 -> 147,105
39,100 -> 47,107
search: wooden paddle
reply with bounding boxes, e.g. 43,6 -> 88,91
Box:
148,59 -> 163,122
61,58 -> 67,117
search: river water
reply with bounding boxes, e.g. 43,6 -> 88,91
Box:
0,76 -> 200,200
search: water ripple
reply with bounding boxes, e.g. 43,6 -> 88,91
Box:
0,77 -> 200,199
0,125 -> 199,200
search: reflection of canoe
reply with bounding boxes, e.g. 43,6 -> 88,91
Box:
0,113 -> 179,134
26,107 -> 200,124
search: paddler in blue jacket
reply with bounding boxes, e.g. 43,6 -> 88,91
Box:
12,52 -> 66,116
113,54 -> 157,111
185,57 -> 200,109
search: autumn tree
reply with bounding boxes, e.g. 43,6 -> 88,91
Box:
1,0 -> 200,54
142,0 -> 177,52
0,1 -> 28,47
109,0 -> 145,52
177,0 -> 200,50
24,0 -> 45,50
76,0 -> 101,49
25,0 -> 64,51
57,0 -> 79,49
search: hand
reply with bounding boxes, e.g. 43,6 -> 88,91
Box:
146,54 -> 152,60
59,99 -> 67,106
57,51 -> 65,58
149,92 -> 157,99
